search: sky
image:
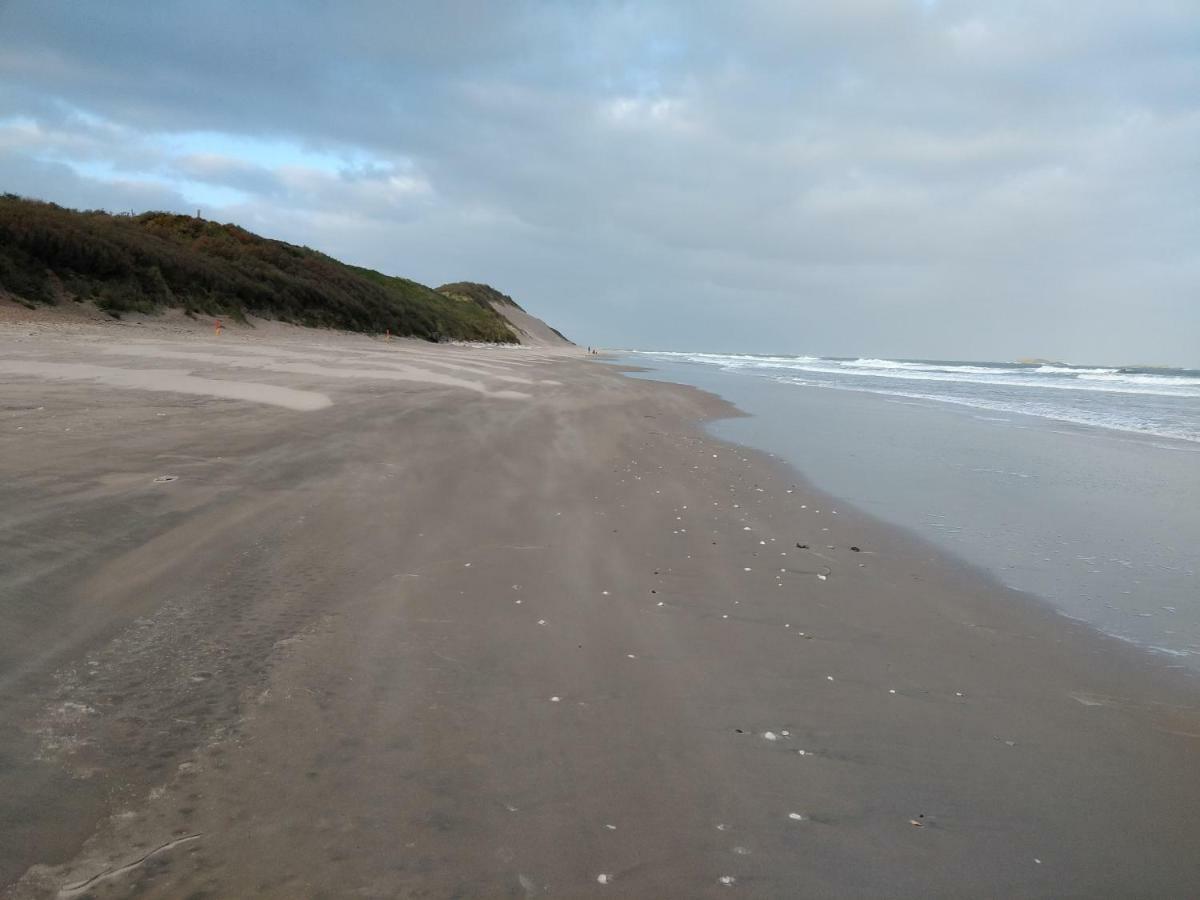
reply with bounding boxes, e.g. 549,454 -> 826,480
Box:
1,1 -> 1197,365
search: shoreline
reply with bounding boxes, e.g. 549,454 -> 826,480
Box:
558,359 -> 1199,691
2,319 -> 1199,896
618,353 -> 1200,671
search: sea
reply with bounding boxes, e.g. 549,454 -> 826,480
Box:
620,351 -> 1200,671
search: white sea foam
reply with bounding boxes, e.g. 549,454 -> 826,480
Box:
631,351 -> 1200,397
627,351 -> 1200,444
774,377 -> 1200,444
1079,372 -> 1200,388
1035,365 -> 1118,375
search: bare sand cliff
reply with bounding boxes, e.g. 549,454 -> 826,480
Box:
1,308 -> 1199,897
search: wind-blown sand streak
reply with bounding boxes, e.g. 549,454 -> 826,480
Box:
100,344 -> 555,386
0,360 -> 332,411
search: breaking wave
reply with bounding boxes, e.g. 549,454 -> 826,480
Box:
628,352 -> 1200,443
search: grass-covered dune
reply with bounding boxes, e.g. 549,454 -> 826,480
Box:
438,281 -> 573,344
436,281 -> 526,310
0,194 -> 519,343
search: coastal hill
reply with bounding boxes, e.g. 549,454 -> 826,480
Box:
436,281 -> 572,347
0,194 -> 565,345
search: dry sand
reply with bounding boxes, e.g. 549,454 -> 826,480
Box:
1,307 -> 1199,897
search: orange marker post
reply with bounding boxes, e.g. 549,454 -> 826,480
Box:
214,319 -> 223,336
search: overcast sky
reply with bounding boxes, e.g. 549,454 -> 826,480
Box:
1,2 -> 1196,364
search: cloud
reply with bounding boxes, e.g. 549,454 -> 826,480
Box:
0,0 -> 1197,364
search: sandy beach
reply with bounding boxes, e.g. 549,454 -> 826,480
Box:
2,311 -> 1199,898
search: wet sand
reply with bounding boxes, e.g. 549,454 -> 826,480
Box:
624,354 -> 1200,666
2,313 -> 1199,897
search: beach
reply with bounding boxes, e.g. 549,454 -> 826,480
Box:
3,314 -> 1200,897
624,352 -> 1200,667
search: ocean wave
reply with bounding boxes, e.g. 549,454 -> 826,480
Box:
1079,372 -> 1200,387
765,363 -> 1199,398
1034,365 -> 1118,375
631,351 -> 1200,398
769,376 -> 1200,444
638,350 -> 820,366
836,358 -> 1017,376
626,350 -> 1200,444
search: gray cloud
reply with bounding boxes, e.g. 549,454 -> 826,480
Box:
1,0 -> 1197,364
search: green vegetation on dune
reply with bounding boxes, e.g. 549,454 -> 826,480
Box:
436,281 -> 525,311
437,281 -> 573,344
0,195 -> 519,343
